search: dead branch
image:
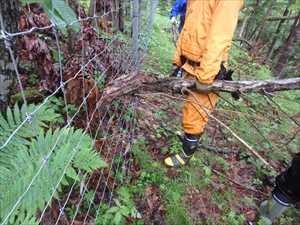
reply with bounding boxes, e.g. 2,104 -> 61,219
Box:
150,77 -> 300,94
102,74 -> 300,102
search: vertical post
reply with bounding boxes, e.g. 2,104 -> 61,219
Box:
0,0 -> 19,110
131,0 -> 140,72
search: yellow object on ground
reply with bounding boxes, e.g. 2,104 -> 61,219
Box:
164,153 -> 189,167
174,0 -> 243,135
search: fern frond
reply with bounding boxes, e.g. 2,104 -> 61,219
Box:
0,104 -> 106,225
0,103 -> 60,151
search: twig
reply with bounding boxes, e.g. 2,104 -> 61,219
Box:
199,143 -> 238,154
211,167 -> 267,196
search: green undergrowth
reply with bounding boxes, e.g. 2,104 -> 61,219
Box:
143,13 -> 175,75
129,136 -> 254,225
140,13 -> 300,224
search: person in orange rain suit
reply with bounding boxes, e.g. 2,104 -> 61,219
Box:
164,0 -> 244,168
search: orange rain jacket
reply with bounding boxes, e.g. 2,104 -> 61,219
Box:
175,0 -> 244,135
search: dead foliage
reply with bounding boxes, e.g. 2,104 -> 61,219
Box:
137,185 -> 166,225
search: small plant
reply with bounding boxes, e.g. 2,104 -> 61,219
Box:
96,187 -> 141,225
94,71 -> 106,90
123,106 -> 135,123
65,205 -> 77,220
165,204 -> 190,225
83,190 -> 97,210
224,210 -> 246,225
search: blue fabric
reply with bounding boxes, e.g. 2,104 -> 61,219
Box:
170,0 -> 186,32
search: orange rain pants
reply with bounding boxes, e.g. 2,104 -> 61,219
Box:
174,0 -> 244,135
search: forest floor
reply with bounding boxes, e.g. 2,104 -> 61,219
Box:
32,10 -> 300,225
5,6 -> 300,225
129,12 -> 300,225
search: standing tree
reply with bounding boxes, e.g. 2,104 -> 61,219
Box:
131,0 -> 140,71
265,3 -> 291,61
274,11 -> 300,78
0,0 -> 19,110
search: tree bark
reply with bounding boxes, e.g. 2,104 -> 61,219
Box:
0,0 -> 19,110
274,11 -> 300,78
101,74 -> 300,102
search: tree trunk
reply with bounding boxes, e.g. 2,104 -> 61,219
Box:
253,0 -> 276,44
246,0 -> 269,41
238,13 -> 251,40
265,5 -> 290,61
131,0 -> 140,72
274,11 -> 300,78
0,0 -> 19,111
118,0 -> 124,32
88,0 -> 96,17
111,0 -> 119,31
144,0 -> 158,49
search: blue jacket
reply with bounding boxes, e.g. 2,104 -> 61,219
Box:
170,0 -> 186,32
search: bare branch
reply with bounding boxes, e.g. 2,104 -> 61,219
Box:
175,77 -> 300,93
101,74 -> 300,102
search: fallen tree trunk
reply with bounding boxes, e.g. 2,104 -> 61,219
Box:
102,74 -> 300,101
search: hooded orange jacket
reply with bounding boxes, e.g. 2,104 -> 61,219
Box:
173,0 -> 244,84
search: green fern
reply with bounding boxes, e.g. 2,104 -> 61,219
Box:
0,103 -> 60,152
0,104 -> 107,225
21,0 -> 80,33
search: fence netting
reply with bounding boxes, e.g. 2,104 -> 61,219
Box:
0,1 -> 299,225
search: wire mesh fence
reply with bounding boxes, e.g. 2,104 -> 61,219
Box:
0,1 -> 300,225
0,1 -> 159,224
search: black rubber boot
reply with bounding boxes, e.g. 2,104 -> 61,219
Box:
275,153 -> 300,204
250,154 -> 300,225
164,133 -> 200,168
